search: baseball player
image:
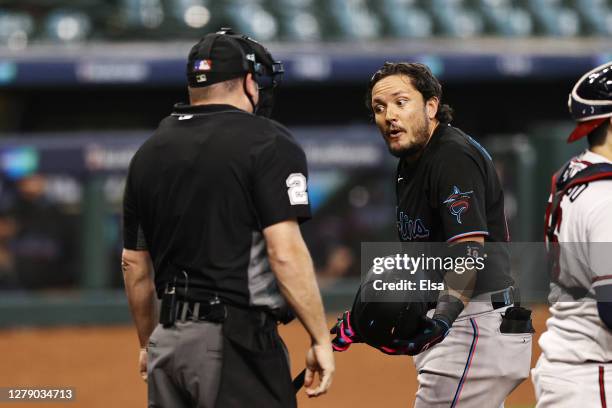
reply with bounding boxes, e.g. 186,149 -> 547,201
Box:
532,62 -> 612,407
332,62 -> 533,407
121,28 -> 334,408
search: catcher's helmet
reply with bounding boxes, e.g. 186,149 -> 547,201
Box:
567,61 -> 612,142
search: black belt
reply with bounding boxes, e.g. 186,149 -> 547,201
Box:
491,287 -> 516,310
174,299 -> 227,323
169,299 -> 277,327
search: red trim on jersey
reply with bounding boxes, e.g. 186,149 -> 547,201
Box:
576,159 -> 594,166
544,173 -> 557,241
600,365 -> 607,408
593,275 -> 612,283
447,231 -> 488,243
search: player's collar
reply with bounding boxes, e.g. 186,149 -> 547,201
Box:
172,103 -> 245,115
583,149 -> 612,165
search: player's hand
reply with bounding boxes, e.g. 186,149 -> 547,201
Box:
304,342 -> 335,397
379,316 -> 450,356
330,311 -> 361,352
139,348 -> 148,382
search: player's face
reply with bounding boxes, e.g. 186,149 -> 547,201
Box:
371,75 -> 433,158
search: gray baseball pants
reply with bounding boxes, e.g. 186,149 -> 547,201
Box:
413,296 -> 533,408
147,321 -> 223,408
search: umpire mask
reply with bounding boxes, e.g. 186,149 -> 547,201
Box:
186,28 -> 284,118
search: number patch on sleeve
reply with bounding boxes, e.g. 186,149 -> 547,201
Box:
286,173 -> 309,205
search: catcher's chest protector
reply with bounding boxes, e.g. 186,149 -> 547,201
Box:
545,158 -> 612,298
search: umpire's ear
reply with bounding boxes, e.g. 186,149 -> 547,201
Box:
244,73 -> 259,104
425,97 -> 439,120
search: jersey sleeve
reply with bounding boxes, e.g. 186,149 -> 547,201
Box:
252,133 -> 312,228
429,150 -> 489,242
123,160 -> 148,250
588,197 -> 612,287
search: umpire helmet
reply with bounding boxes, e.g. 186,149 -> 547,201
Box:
186,28 -> 284,117
567,61 -> 612,142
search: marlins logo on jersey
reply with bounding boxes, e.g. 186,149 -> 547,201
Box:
443,186 -> 473,224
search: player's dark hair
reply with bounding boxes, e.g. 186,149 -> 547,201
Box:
366,62 -> 454,123
587,121 -> 609,147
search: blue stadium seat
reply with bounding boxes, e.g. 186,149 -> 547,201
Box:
424,0 -> 486,37
222,0 -> 280,41
315,0 -> 382,40
522,0 -> 582,36
572,0 -> 612,36
372,0 -> 434,38
0,10 -> 34,49
475,0 -> 533,36
266,0 -> 322,41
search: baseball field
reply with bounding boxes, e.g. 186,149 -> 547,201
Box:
0,304 -> 548,408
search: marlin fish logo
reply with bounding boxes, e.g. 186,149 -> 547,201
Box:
443,186 -> 473,224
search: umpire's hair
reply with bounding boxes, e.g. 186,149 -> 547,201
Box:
366,62 -> 454,123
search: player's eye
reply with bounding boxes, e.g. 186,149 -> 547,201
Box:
373,105 -> 385,114
397,98 -> 408,107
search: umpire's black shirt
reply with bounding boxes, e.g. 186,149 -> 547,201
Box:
123,104 -> 311,310
396,123 -> 513,293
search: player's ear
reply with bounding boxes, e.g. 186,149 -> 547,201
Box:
426,97 -> 439,120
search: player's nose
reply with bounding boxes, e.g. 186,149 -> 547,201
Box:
385,106 -> 398,123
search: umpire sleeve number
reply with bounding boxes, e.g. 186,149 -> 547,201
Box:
286,173 -> 309,205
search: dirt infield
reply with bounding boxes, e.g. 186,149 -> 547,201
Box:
0,305 -> 549,408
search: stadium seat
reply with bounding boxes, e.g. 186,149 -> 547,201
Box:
222,0 -> 279,41
0,10 -> 34,49
571,0 -> 612,36
315,0 -> 382,40
371,0 -> 434,38
424,0 -> 486,37
522,0 -> 582,36
474,0 -> 533,36
266,0 -> 322,41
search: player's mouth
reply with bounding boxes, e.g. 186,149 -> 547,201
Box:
387,127 -> 406,138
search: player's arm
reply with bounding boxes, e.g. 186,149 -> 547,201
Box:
443,235 -> 484,306
587,197 -> 612,330
264,220 -> 334,397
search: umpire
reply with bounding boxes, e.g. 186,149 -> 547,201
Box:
122,28 -> 334,408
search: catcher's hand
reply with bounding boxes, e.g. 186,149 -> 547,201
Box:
330,311 -> 361,352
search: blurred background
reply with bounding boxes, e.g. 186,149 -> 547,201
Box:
0,1 -> 610,406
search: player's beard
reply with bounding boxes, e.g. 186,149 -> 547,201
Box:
387,110 -> 430,159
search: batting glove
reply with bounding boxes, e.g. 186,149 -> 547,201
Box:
378,316 -> 450,356
330,311 -> 361,352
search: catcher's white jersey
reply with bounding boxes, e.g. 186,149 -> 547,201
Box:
539,150 -> 612,364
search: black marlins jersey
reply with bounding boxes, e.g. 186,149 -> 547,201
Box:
123,104 -> 311,310
396,124 -> 513,292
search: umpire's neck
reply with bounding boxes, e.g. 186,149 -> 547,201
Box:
187,73 -> 259,114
